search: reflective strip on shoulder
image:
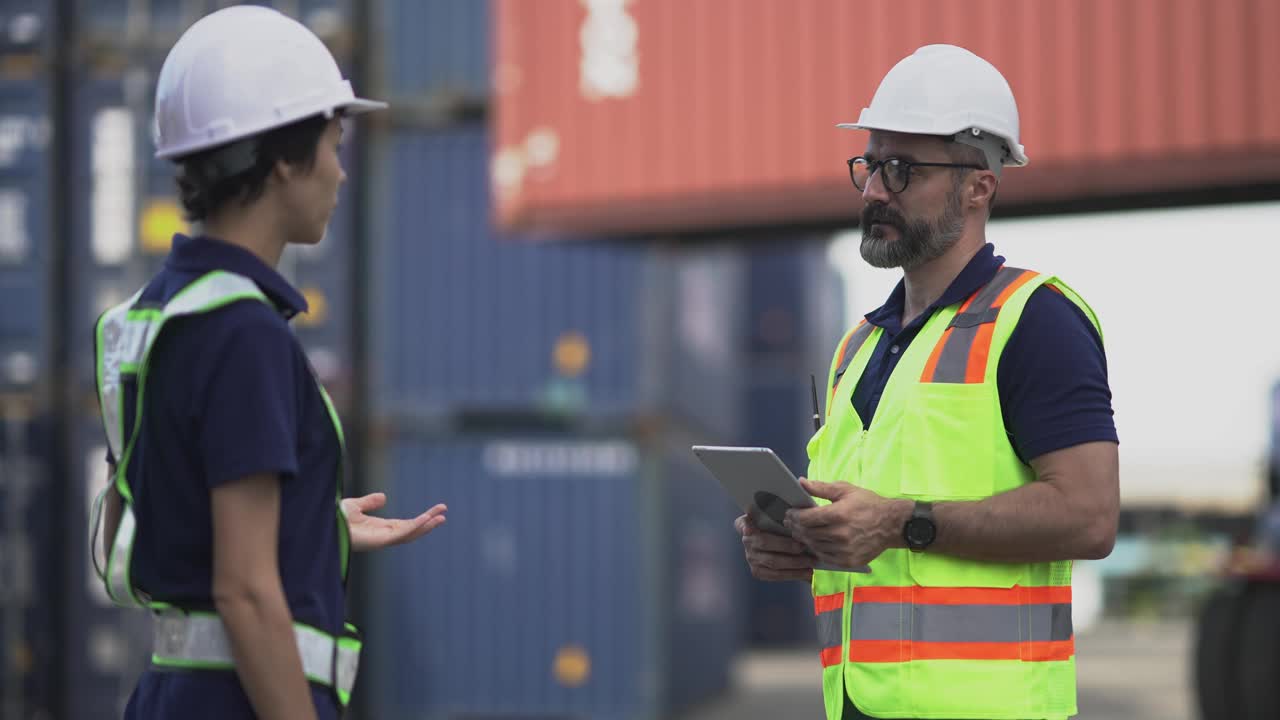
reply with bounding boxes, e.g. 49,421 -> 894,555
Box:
96,292 -> 144,460
829,321 -> 876,411
163,271 -> 267,318
920,267 -> 1039,384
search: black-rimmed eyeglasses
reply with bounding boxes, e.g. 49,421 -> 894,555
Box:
847,156 -> 984,194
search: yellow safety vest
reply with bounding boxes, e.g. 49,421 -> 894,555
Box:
806,266 -> 1102,719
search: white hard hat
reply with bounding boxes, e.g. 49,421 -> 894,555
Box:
153,5 -> 386,161
838,44 -> 1028,172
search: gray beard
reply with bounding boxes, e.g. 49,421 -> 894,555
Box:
860,189 -> 966,271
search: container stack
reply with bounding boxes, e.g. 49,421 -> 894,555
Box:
356,3 -> 745,718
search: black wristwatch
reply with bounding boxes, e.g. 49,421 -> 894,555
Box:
903,501 -> 937,552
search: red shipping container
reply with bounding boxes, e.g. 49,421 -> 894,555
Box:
493,0 -> 1280,236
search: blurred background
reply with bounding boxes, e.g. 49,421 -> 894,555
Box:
0,1 -> 1278,719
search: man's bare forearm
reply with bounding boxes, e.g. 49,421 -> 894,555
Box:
926,442 -> 1120,563
929,481 -> 1114,562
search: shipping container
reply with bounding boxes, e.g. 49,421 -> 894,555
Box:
369,123 -> 662,425
76,0 -> 354,47
0,2 -> 49,56
647,245 -> 748,441
0,407 -> 151,719
376,0 -> 490,105
0,78 -> 51,392
280,135 -> 360,412
0,402 -> 56,719
359,431 -> 743,719
69,72 -> 168,387
735,242 -> 846,647
493,0 -> 1280,236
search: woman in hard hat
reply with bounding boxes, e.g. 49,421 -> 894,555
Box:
90,7 -> 445,718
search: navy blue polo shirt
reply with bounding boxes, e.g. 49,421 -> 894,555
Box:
850,244 -> 1118,462
115,235 -> 345,719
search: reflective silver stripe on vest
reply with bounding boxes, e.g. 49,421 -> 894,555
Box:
105,505 -> 146,607
164,271 -> 262,317
927,267 -> 1035,384
814,593 -> 844,666
97,291 -> 144,460
850,600 -> 1073,643
817,606 -> 842,648
832,321 -> 877,397
153,611 -> 359,698
93,272 -> 270,609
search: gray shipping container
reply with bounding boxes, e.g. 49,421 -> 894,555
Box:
359,431 -> 744,719
370,124 -> 662,425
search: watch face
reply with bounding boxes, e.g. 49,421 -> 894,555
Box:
907,518 -> 936,546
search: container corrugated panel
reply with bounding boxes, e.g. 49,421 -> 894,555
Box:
742,241 -> 849,392
650,246 -> 747,441
659,440 -> 744,709
77,0 -> 351,41
65,413 -> 153,719
735,243 -> 846,648
0,1 -> 50,55
736,375 -> 820,648
0,78 -> 50,391
371,124 -> 656,422
70,75 -> 165,386
493,0 -> 1280,236
0,407 -> 57,718
379,0 -> 490,102
282,137 -> 359,411
361,432 -> 742,719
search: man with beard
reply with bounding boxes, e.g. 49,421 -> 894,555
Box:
735,45 -> 1119,720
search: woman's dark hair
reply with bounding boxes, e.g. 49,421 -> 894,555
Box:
175,114 -> 329,222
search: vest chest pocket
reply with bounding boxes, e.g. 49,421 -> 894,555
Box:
898,383 -> 1000,500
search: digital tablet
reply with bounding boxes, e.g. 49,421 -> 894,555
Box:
691,445 -> 869,573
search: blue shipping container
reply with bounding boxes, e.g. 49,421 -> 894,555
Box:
378,0 -> 490,102
371,124 -> 658,423
650,246 -> 749,441
0,409 -> 152,719
0,1 -> 49,55
76,0 -> 351,41
280,134 -> 359,410
0,78 -> 50,391
0,406 -> 57,719
735,242 -> 847,647
69,74 -> 168,386
360,432 -> 744,719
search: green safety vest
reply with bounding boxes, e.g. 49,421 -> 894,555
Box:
89,269 -> 361,707
806,266 -> 1102,720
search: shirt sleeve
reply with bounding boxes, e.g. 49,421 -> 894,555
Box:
195,305 -> 300,488
998,286 -> 1119,463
